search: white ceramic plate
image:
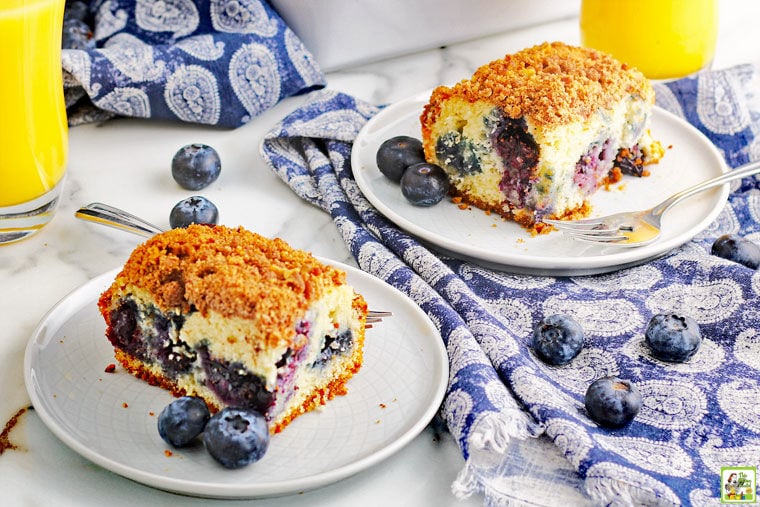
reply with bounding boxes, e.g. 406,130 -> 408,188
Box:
352,91 -> 729,275
24,261 -> 447,499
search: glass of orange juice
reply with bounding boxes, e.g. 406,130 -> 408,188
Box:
0,0 -> 68,244
580,0 -> 719,80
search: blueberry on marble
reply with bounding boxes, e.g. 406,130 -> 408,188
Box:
203,407 -> 270,469
376,136 -> 426,182
645,313 -> 702,363
711,234 -> 760,269
531,314 -> 584,366
584,376 -> 641,428
400,162 -> 450,206
169,196 -> 219,228
157,396 -> 211,447
171,144 -> 222,190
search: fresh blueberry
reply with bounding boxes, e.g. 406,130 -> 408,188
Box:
203,407 -> 270,469
400,162 -> 450,206
376,136 -> 426,182
711,234 -> 760,269
169,196 -> 219,228
584,376 -> 641,428
62,18 -> 95,50
157,396 -> 211,447
171,144 -> 222,190
531,314 -> 584,366
645,313 -> 702,363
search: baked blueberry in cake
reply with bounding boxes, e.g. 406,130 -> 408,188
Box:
98,224 -> 368,434
420,41 -> 664,233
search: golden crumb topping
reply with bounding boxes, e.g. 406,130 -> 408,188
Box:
102,224 -> 347,322
421,41 -> 654,129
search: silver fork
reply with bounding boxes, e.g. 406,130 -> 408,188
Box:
75,202 -> 391,325
543,159 -> 760,247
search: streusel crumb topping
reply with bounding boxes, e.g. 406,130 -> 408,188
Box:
103,224 -> 346,321
421,41 -> 654,128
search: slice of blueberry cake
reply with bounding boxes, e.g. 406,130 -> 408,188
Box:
420,41 -> 664,233
98,224 -> 368,434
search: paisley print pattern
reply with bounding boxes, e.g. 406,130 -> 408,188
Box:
228,43 -> 280,119
135,0 -> 199,38
101,33 -> 165,81
92,1 -> 128,41
61,0 -> 324,127
164,65 -> 220,124
210,0 -> 277,36
175,35 -> 225,61
261,67 -> 760,505
93,86 -> 150,117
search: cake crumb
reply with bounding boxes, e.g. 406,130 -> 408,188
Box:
104,363 -> 116,373
164,449 -> 173,457
0,407 -> 27,455
122,402 -> 129,408
379,403 -> 387,409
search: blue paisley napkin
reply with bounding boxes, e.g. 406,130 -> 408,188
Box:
61,0 -> 324,127
261,65 -> 760,506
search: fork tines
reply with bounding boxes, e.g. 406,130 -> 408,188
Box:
542,218 -> 628,244
365,310 -> 392,329
542,218 -> 605,230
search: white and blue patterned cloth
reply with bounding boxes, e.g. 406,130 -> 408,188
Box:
62,0 -> 324,127
261,65 -> 760,506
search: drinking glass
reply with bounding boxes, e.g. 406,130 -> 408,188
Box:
0,0 -> 68,244
580,0 -> 719,80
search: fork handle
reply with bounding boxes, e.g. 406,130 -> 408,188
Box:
651,159 -> 760,218
75,202 -> 166,238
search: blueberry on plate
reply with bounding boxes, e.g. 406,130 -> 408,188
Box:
531,314 -> 584,366
203,407 -> 270,469
585,376 -> 641,428
376,136 -> 426,182
645,313 -> 702,363
400,163 -> 450,206
171,143 -> 222,190
169,196 -> 219,228
157,396 -> 211,447
711,234 -> 760,269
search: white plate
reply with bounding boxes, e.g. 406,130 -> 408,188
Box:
24,261 -> 447,499
352,91 -> 730,276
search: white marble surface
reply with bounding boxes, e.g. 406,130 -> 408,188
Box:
2,2 -> 760,505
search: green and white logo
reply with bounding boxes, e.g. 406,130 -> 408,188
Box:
721,466 -> 757,503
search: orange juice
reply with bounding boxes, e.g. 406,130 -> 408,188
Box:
580,0 -> 718,80
0,0 -> 68,208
